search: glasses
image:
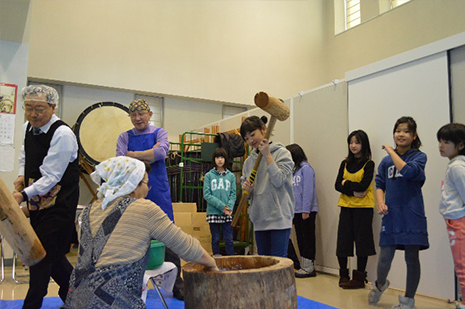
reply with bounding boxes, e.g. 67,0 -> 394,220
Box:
22,104 -> 51,115
141,180 -> 152,190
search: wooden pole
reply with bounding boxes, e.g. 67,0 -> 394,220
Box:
0,178 -> 46,266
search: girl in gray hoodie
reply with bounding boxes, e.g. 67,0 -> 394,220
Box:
240,116 -> 294,257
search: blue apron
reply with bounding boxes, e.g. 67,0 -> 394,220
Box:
127,128 -> 174,221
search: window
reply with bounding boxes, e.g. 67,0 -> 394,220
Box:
222,105 -> 247,120
134,94 -> 163,128
335,0 -> 412,34
379,0 -> 410,14
345,0 -> 361,30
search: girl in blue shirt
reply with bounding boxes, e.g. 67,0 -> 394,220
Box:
203,148 -> 237,256
369,116 -> 428,309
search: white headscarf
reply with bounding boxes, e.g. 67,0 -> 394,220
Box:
90,156 -> 146,210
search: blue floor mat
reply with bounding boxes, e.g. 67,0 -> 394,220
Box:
0,289 -> 338,308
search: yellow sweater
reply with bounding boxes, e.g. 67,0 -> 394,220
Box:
337,162 -> 375,208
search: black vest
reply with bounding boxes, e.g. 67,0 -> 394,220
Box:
25,120 -> 80,237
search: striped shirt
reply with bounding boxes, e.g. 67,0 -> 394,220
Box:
85,196 -> 204,267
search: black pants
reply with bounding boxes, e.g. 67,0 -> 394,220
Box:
294,212 -> 317,260
23,229 -> 73,309
165,247 -> 183,293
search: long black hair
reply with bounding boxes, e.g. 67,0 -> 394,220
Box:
437,123 -> 465,156
345,130 -> 371,163
286,144 -> 307,171
393,116 -> 422,149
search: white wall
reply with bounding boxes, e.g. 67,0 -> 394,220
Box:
27,0 -> 324,104
0,40 -> 30,259
450,45 -> 465,124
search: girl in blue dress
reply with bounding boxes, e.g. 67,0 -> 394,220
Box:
368,116 -> 429,309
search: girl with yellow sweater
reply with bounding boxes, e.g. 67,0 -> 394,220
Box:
335,130 -> 376,289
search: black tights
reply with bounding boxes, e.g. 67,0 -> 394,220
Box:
338,256 -> 368,272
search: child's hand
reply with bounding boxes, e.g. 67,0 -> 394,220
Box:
242,179 -> 254,192
258,139 -> 271,157
354,191 -> 366,198
302,213 -> 310,220
381,144 -> 394,154
223,206 -> 232,216
378,203 -> 388,215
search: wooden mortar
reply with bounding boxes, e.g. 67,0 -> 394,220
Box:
183,255 -> 297,309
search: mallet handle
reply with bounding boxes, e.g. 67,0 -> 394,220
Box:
232,116 -> 277,227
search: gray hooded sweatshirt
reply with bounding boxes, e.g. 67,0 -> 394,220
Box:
242,142 -> 295,231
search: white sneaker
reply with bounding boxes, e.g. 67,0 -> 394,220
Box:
213,254 -> 222,257
391,295 -> 415,309
368,280 -> 390,305
295,268 -> 317,278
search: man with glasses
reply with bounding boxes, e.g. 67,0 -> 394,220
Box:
116,99 -> 185,300
12,85 -> 79,309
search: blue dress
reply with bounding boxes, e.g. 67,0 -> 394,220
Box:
375,148 -> 429,250
127,128 -> 174,221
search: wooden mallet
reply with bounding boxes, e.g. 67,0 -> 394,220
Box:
0,178 -> 46,266
232,92 -> 290,227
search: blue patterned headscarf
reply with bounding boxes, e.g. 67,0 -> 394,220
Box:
90,157 -> 146,210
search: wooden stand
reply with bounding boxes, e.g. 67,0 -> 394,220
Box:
78,153 -> 98,205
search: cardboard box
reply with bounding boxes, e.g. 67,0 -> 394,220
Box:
192,225 -> 210,237
173,212 -> 192,226
178,225 -> 194,235
172,202 -> 196,213
192,212 -> 207,227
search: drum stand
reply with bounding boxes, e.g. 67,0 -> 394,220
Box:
78,153 -> 98,204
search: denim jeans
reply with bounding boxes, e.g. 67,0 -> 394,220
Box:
209,222 -> 234,255
255,229 -> 291,257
